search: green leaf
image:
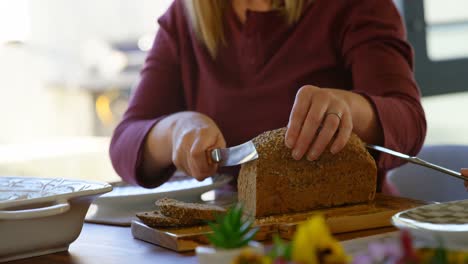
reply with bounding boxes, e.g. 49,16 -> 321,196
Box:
284,242 -> 293,260
239,219 -> 253,236
203,203 -> 258,249
235,231 -> 257,248
214,213 -> 225,225
242,228 -> 259,242
207,222 -> 221,235
235,238 -> 251,248
232,204 -> 242,219
207,233 -> 225,248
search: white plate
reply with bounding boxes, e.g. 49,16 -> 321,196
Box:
85,174 -> 232,226
0,176 -> 112,262
392,199 -> 468,249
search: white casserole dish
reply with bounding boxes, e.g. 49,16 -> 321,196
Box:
0,176 -> 112,262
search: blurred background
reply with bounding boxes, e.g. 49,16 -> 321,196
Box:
0,0 -> 466,183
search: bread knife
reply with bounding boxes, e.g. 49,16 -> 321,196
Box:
209,141 -> 258,167
366,144 -> 468,181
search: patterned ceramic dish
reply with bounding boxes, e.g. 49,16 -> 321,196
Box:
392,199 -> 468,249
0,176 -> 112,262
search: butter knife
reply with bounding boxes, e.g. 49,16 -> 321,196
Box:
366,144 -> 468,181
210,141 -> 258,167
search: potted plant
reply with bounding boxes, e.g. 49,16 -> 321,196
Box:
196,204 -> 263,264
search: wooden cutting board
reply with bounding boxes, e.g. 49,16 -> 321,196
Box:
131,194 -> 426,252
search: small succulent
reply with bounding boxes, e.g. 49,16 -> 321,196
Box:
206,204 -> 259,249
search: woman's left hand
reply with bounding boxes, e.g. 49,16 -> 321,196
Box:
285,85 -> 353,161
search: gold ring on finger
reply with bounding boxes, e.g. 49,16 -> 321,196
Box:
325,112 -> 342,122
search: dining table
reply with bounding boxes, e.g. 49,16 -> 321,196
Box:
3,178 -> 426,264
6,222 -> 399,264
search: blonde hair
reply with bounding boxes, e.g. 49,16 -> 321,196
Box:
184,0 -> 310,58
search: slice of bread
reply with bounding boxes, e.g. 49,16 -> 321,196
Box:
136,210 -> 203,228
155,198 -> 226,221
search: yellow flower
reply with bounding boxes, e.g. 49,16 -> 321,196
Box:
291,215 -> 350,264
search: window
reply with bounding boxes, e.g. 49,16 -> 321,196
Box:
403,0 -> 468,96
0,0 -> 30,44
0,0 -> 172,182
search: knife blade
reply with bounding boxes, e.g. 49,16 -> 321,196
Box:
366,144 -> 468,181
209,141 -> 258,167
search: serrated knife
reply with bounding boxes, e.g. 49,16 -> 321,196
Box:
209,141 -> 258,167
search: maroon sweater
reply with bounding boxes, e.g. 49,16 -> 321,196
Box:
110,0 -> 426,189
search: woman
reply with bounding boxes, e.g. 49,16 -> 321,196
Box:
110,0 -> 427,192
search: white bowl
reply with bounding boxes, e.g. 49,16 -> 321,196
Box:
0,176 -> 112,262
392,199 -> 468,250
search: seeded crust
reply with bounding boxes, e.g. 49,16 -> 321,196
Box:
238,127 -> 377,217
136,210 -> 203,228
155,198 -> 226,221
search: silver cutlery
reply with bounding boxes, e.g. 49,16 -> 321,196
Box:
366,144 -> 468,181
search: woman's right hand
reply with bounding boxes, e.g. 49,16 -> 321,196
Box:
170,112 -> 226,181
462,168 -> 468,190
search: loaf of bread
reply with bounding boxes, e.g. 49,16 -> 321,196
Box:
156,197 -> 226,221
238,127 -> 377,217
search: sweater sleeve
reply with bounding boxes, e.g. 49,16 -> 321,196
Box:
109,2 -> 185,188
340,0 -> 427,171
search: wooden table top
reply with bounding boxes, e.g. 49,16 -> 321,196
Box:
7,223 -> 398,264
